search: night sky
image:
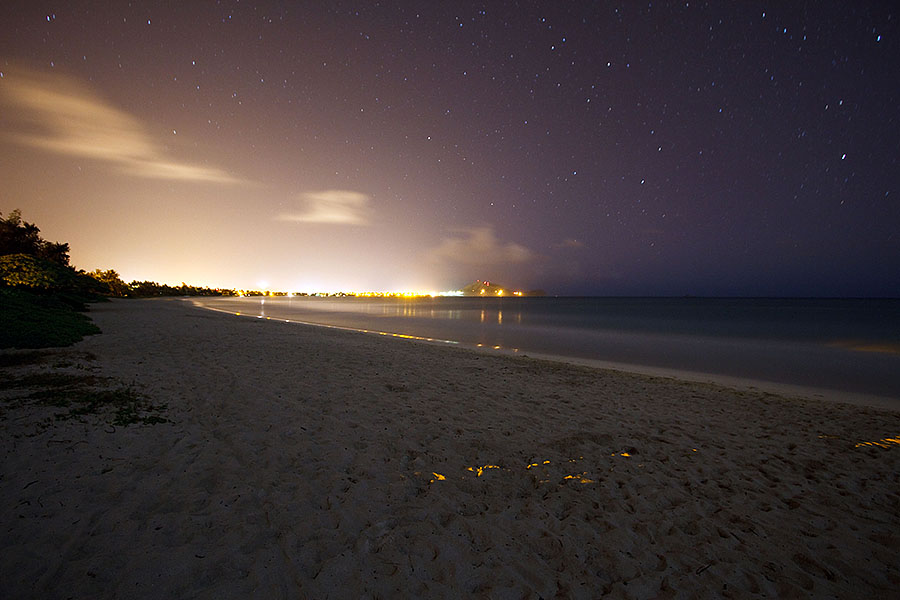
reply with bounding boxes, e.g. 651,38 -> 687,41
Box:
1,2 -> 897,296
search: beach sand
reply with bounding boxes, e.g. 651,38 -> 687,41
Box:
2,298 -> 899,598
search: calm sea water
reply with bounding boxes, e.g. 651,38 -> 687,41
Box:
193,296 -> 900,401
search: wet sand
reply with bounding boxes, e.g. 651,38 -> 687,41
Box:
2,298 -> 899,598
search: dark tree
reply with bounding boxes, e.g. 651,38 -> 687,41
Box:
0,209 -> 70,266
88,269 -> 130,297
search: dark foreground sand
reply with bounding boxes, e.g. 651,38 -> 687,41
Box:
2,299 -> 899,598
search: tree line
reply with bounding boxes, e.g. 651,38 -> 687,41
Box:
0,210 -> 235,298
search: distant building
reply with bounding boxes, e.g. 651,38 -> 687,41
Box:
458,279 -> 530,296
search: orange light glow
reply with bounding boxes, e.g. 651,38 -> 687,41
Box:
526,460 -> 552,469
855,436 -> 900,449
467,465 -> 501,477
426,458 -> 602,486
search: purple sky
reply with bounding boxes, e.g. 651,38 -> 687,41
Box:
1,2 -> 897,295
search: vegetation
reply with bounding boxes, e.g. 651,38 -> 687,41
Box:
0,355 -> 169,427
0,210 -> 107,348
126,280 -> 237,298
19,375 -> 168,426
0,209 -> 70,265
88,268 -> 130,296
86,268 -> 236,298
0,209 -> 235,348
0,287 -> 100,349
0,210 -> 106,300
1,211 -> 170,426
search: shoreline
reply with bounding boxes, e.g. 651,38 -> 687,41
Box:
190,298 -> 900,412
519,352 -> 900,412
3,298 -> 899,598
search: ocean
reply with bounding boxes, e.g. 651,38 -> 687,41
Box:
192,296 -> 900,402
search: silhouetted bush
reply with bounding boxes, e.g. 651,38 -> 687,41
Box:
0,288 -> 100,348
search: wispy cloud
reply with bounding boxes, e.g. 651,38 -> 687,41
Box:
0,68 -> 242,184
276,190 -> 372,225
426,227 -> 534,266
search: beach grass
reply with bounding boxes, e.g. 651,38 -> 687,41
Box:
0,359 -> 168,426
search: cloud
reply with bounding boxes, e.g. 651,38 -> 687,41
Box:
0,68 -> 242,184
276,190 -> 372,225
426,227 -> 535,266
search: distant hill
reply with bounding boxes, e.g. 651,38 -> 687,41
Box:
458,280 -> 544,297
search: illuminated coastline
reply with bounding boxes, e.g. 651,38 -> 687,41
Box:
233,289 -> 466,298
232,279 -> 529,299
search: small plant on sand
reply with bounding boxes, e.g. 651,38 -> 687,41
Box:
1,370 -> 169,426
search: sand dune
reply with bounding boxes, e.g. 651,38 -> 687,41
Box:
2,298 -> 899,598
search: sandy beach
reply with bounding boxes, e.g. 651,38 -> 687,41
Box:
2,298 -> 899,598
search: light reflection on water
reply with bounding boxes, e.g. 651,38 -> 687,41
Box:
278,296 -> 524,326
208,296 -> 900,348
375,301 -> 511,323
235,296 -> 900,345
193,296 -> 900,400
